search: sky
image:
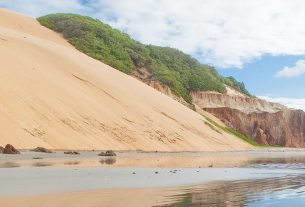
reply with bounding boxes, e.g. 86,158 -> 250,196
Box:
1,0 -> 305,110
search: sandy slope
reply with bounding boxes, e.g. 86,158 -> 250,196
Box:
0,9 -> 252,151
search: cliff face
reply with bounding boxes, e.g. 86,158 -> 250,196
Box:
192,91 -> 305,147
191,91 -> 286,113
204,108 -> 305,147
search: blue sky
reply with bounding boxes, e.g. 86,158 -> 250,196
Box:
219,55 -> 305,98
1,0 -> 305,110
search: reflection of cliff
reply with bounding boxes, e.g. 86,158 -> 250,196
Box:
165,175 -> 305,207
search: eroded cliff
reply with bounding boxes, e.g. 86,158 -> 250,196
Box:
191,91 -> 286,113
204,107 -> 305,147
192,90 -> 305,147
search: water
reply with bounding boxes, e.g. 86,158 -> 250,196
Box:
158,163 -> 305,207
2,151 -> 305,206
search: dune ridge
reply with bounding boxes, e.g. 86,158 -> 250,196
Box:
0,9 -> 252,151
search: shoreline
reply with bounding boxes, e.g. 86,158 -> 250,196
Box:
2,149 -> 305,169
11,146 -> 305,152
0,166 -> 303,197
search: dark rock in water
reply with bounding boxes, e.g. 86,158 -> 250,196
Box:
31,147 -> 53,153
98,150 -> 116,156
0,146 -> 4,153
64,151 -> 80,155
3,144 -> 20,154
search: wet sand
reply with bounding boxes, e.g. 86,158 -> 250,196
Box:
2,174 -> 305,207
2,149 -> 305,168
2,149 -> 305,207
0,188 -> 185,207
1,166 -> 302,196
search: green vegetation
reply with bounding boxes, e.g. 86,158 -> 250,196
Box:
204,121 -> 222,134
167,194 -> 192,207
38,14 -> 250,103
224,127 -> 259,146
222,76 -> 251,96
203,116 -> 259,146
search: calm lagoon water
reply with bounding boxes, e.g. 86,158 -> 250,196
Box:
159,163 -> 305,207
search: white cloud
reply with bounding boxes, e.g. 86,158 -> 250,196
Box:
275,60 -> 305,78
259,96 -> 305,111
89,0 -> 305,68
2,0 -> 305,68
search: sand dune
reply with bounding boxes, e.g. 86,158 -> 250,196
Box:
0,9 -> 252,151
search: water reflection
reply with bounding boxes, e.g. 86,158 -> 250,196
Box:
31,162 -> 54,167
244,156 -> 305,165
244,157 -> 305,171
63,161 -> 81,166
2,151 -> 305,169
100,157 -> 116,165
0,162 -> 20,168
158,174 -> 305,207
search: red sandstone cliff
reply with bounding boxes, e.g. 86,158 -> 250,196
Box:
191,91 -> 285,113
192,91 -> 305,147
204,107 -> 305,147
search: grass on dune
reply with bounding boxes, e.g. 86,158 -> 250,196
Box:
203,116 -> 261,146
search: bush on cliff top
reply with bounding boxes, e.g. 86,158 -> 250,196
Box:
38,14 -> 250,102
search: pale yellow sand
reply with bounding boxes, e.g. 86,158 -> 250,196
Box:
0,9 -> 252,151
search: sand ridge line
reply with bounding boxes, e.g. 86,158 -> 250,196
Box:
71,73 -> 123,104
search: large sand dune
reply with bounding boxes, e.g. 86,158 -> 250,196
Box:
0,9 -> 252,151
